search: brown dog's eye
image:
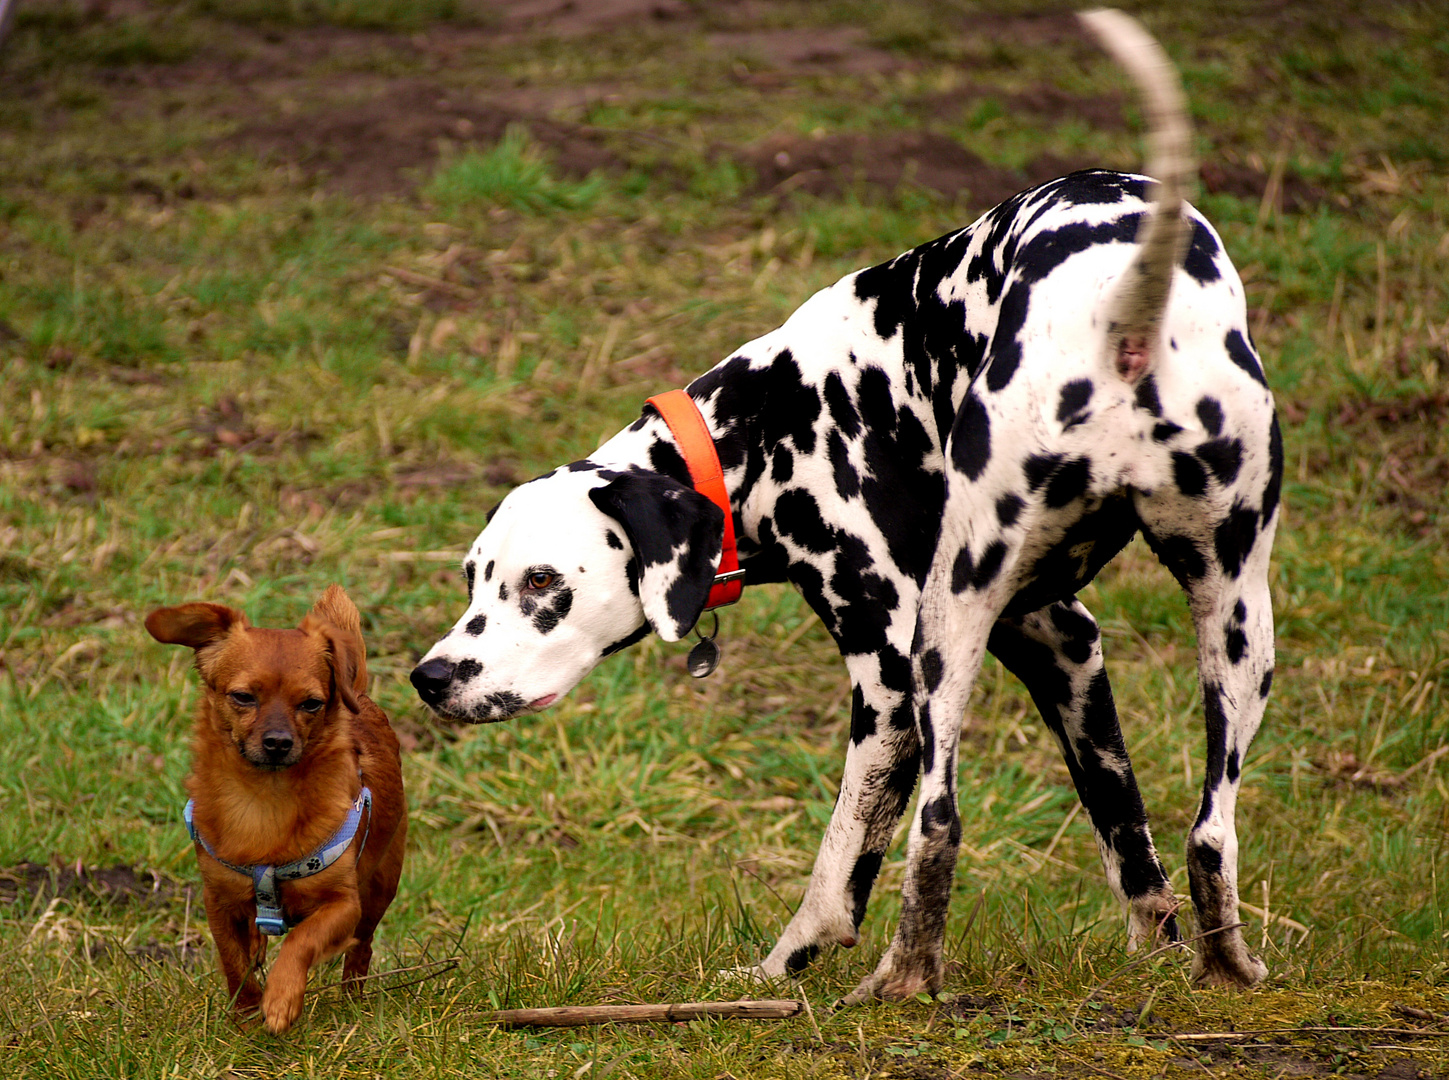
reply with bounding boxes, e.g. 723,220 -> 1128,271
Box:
228,691 -> 256,709
526,570 -> 556,590
298,699 -> 325,714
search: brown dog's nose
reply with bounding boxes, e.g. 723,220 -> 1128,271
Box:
261,730 -> 295,763
410,658 -> 455,706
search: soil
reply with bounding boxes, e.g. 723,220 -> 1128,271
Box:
1332,390 -> 1449,536
220,82 -> 625,199
5,1 -> 1336,209
738,129 -> 1093,207
0,860 -> 190,909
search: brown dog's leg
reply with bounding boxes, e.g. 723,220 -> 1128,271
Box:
261,896 -> 361,1034
343,829 -> 406,990
205,895 -> 265,1016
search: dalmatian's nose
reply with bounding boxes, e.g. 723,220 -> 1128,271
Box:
410,657 -> 455,706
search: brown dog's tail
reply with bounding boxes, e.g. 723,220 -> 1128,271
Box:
306,584 -> 369,704
1077,8 -> 1195,384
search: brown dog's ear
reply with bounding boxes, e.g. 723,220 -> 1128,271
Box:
301,585 -> 366,713
145,603 -> 248,650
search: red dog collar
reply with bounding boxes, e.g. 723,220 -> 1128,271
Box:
645,389 -> 744,611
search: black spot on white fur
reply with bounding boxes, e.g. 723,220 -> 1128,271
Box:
531,586 -> 573,635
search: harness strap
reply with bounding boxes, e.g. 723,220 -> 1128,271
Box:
184,787 -> 373,936
645,389 -> 744,610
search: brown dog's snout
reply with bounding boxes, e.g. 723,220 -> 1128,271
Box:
248,700 -> 302,768
260,726 -> 295,765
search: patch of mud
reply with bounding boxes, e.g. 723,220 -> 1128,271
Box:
961,10 -> 1094,50
221,81 -> 623,198
393,458 -> 521,489
491,0 -> 691,39
708,26 -> 907,80
271,455 -> 518,518
85,937 -> 210,968
186,394 -> 316,457
486,80 -> 662,121
913,82 -> 1129,133
1332,390 -> 1449,535
738,129 -> 1093,208
1336,390 -> 1449,428
1200,158 -> 1330,213
0,861 -> 190,910
1378,1059 -> 1442,1080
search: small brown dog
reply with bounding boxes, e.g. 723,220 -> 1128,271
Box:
146,585 -> 406,1034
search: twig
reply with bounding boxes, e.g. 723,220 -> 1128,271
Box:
378,550 -> 468,563
1394,1004 -> 1449,1025
311,957 -> 461,998
1397,744 -> 1449,782
1372,1045 -> 1447,1053
1111,1026 -> 1449,1042
1040,802 -> 1082,866
734,860 -> 797,918
800,991 -> 825,1044
382,266 -> 477,299
484,999 -> 803,1028
1236,899 -> 1309,938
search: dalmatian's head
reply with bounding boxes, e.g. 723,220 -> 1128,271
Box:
409,464 -> 723,722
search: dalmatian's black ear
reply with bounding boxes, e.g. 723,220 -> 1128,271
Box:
588,471 -> 724,642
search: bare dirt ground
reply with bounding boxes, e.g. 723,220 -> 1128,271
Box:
6,0 -> 1327,205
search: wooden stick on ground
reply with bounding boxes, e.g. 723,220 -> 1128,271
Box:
485,999 -> 804,1028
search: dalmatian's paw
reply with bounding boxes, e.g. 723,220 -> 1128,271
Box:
715,963 -> 790,989
838,946 -> 943,1008
1127,891 -> 1183,952
1192,945 -> 1268,988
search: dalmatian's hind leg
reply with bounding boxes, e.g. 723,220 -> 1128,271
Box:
1142,495 -> 1277,988
987,600 -> 1181,951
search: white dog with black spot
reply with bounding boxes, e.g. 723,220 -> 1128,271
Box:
412,9 -> 1280,1001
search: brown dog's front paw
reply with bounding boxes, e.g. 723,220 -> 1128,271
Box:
261,981 -> 305,1034
229,981 -> 264,1020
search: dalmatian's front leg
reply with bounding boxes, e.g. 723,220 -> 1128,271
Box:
844,531 -> 1012,1003
744,651 -> 921,980
987,600 -> 1180,950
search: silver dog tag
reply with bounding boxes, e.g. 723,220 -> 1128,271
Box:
687,636 -> 721,678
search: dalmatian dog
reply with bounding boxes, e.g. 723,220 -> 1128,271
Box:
410,9 -> 1280,999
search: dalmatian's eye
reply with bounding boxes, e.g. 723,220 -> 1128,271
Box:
297,698 -> 325,714
526,570 -> 557,591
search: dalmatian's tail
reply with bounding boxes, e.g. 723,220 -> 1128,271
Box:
1077,8 -> 1195,384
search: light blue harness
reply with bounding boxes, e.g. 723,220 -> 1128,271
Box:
184,788 -> 372,936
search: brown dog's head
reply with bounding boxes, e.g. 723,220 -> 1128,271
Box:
146,585 -> 369,770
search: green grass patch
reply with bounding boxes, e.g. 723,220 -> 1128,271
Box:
427,128 -> 610,215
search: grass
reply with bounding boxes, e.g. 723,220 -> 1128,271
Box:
2,1 -> 1448,1077
426,127 -> 610,214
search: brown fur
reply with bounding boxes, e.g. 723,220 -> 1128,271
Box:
146,585 -> 406,1034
